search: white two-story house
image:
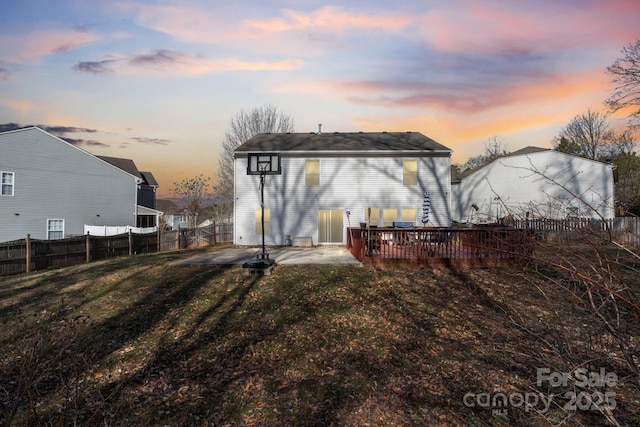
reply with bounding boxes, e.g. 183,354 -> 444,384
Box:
233,132 -> 453,246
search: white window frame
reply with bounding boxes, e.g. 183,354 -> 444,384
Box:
1,171 -> 15,196
47,219 -> 65,240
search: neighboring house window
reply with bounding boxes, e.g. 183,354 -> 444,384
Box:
401,208 -> 416,224
364,208 -> 379,226
1,171 -> 15,196
566,206 -> 579,218
306,160 -> 320,186
255,208 -> 270,234
383,208 -> 397,226
403,160 -> 417,185
47,219 -> 64,240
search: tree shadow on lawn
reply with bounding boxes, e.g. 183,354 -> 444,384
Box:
5,261 -> 625,426
1,260 -> 233,426
85,265 -> 526,426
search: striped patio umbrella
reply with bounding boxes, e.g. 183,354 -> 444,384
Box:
422,190 -> 430,226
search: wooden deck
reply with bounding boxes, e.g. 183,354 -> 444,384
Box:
346,226 -> 533,267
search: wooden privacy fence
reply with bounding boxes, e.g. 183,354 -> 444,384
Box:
0,222 -> 233,276
506,217 -> 640,246
347,226 -> 533,267
160,223 -> 233,251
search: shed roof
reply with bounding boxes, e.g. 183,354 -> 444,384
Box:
235,132 -> 451,154
452,146 -> 611,183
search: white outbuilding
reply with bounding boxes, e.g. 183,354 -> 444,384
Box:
451,147 -> 615,223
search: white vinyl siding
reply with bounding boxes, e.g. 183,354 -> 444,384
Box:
234,154 -> 452,246
1,171 -> 14,196
306,159 -> 320,186
47,219 -> 64,240
451,150 -> 615,222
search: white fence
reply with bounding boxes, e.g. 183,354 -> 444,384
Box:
84,225 -> 158,237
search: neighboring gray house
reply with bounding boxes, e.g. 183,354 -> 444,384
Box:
233,132 -> 452,246
451,146 -> 615,223
97,155 -> 162,227
0,126 -> 152,242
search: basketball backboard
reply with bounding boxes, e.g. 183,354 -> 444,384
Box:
247,153 -> 281,175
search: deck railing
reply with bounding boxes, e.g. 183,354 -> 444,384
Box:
347,226 -> 533,266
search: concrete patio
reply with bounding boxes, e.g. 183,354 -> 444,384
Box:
172,246 -> 362,266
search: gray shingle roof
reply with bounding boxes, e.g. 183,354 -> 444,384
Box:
98,156 -> 140,177
140,171 -> 159,187
235,132 -> 451,153
98,156 -> 159,187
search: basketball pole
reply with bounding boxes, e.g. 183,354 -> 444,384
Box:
260,170 -> 267,260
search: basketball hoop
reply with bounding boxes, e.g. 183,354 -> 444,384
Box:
244,153 -> 281,268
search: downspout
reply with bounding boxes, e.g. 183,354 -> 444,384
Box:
233,155 -> 237,245
134,177 -> 142,227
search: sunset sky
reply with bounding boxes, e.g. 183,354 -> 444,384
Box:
1,0 -> 638,198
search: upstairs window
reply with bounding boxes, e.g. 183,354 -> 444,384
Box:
47,219 -> 64,240
403,160 -> 417,185
306,160 -> 320,186
1,171 -> 14,196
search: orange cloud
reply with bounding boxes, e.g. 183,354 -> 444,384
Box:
75,49 -> 304,76
244,6 -> 412,34
1,98 -> 37,113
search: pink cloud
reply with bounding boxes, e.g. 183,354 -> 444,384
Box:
0,28 -> 98,63
115,1 -> 229,43
421,0 -> 640,55
117,2 -> 413,52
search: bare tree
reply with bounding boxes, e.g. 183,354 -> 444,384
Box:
553,108 -> 613,160
607,39 -> 640,127
216,105 -> 294,200
461,135 -> 509,170
171,174 -> 211,228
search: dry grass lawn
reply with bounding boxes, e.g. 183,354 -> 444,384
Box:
1,244 -> 639,426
